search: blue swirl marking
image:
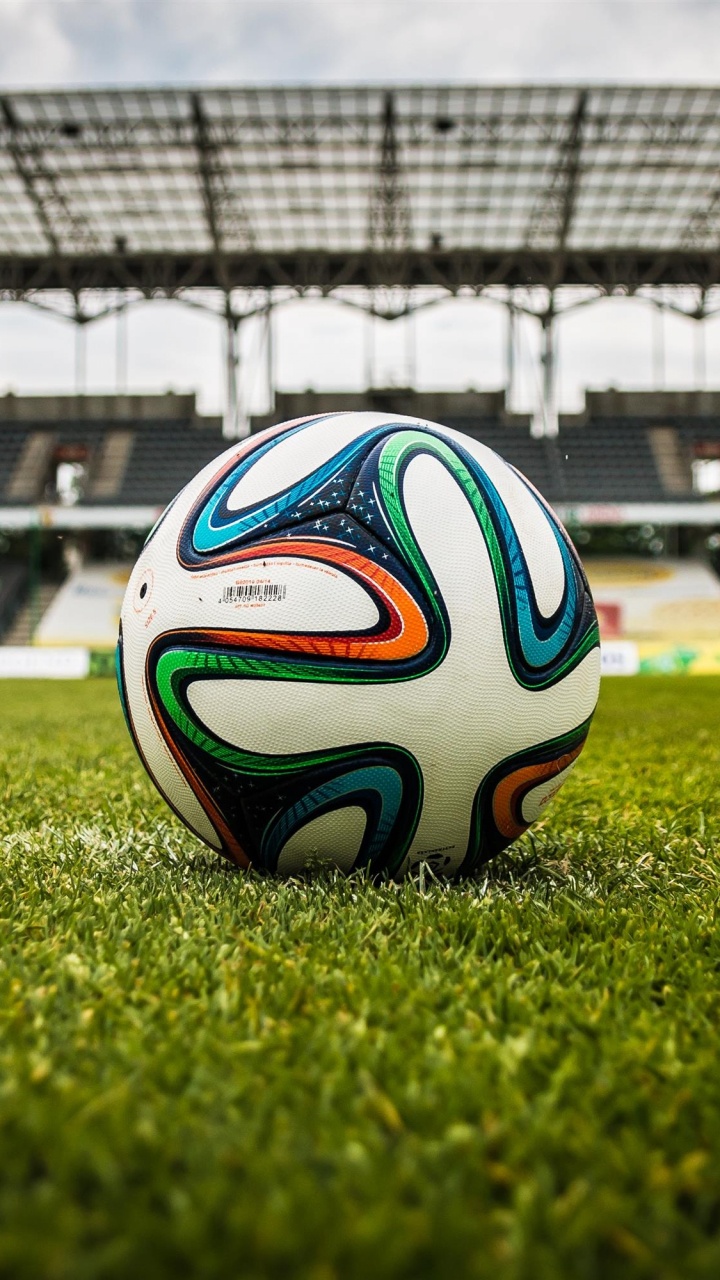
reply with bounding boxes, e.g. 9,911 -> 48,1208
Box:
451,441 -> 578,668
261,765 -> 404,872
115,629 -> 131,735
191,416 -> 395,555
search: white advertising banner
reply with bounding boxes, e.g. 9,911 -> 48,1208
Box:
555,502 -> 720,527
600,641 -> 640,676
0,506 -> 160,531
0,647 -> 90,678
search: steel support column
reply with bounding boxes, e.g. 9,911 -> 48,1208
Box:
265,296 -> 275,416
75,319 -> 86,395
653,301 -> 666,389
223,309 -> 241,439
505,300 -> 517,406
693,292 -> 708,389
405,307 -> 417,388
116,298 -> 128,395
694,316 -> 707,389
540,306 -> 558,437
364,305 -> 375,389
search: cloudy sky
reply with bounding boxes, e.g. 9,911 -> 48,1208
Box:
1,0 -> 719,419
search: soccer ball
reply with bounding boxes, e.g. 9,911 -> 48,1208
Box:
117,412 -> 600,878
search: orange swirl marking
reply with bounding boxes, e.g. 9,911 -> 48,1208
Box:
207,538 -> 429,662
492,744 -> 584,840
145,699 -> 251,870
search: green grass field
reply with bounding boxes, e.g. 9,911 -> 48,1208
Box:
1,677 -> 719,1279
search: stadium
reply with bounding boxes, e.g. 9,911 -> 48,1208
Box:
5,86 -> 720,675
2,74 -> 720,1277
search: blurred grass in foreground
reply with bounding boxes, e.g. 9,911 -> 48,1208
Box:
0,677 -> 719,1279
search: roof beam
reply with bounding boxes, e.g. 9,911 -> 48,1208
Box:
369,91 -> 412,251
557,89 -> 588,248
0,95 -> 98,260
2,85 -> 720,295
2,247 -> 720,297
191,91 -> 255,284
4,94 -> 720,153
681,185 -> 720,249
525,89 -> 588,252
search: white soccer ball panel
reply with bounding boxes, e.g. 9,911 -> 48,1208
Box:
277,806 -> 367,876
520,761 -> 579,826
226,413 -> 390,511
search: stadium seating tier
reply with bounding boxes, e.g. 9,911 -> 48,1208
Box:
2,396 -> 720,509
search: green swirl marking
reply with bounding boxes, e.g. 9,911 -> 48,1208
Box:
376,430 -> 598,688
150,644 -> 423,875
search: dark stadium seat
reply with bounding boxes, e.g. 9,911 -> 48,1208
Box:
115,425 -> 225,506
676,417 -> 720,449
0,419 -> 226,507
0,426 -> 30,499
446,416 -> 673,504
4,405 -> 718,511
553,420 -> 668,504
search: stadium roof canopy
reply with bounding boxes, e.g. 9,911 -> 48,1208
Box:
3,83 -> 720,300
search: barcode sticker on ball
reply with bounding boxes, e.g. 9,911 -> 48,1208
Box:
221,582 -> 287,604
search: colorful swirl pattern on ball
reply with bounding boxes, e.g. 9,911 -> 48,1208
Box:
134,416 -> 598,873
459,717 -> 593,877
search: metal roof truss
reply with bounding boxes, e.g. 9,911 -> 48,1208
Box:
2,84 -> 720,298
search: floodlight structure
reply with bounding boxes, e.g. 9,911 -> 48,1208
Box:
3,83 -> 720,432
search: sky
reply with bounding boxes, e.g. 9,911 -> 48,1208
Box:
1,0 -> 720,420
